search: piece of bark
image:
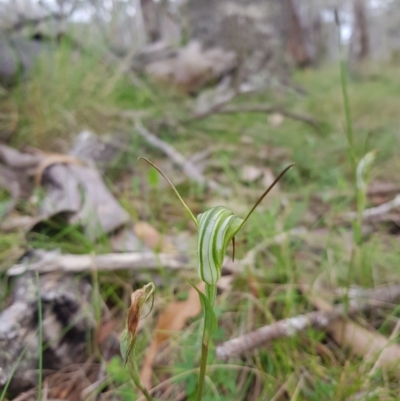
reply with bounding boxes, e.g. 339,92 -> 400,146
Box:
0,144 -> 40,169
38,163 -> 81,216
0,215 -> 42,232
69,165 -> 130,235
215,285 -> 400,361
39,164 -> 130,240
70,130 -> 124,172
145,41 -> 237,94
0,143 -> 130,239
0,272 -> 93,396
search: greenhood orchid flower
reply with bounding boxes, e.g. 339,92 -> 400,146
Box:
138,157 -> 293,401
139,157 -> 293,285
197,206 -> 242,284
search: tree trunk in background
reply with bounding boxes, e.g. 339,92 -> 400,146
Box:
352,0 -> 369,61
141,0 -> 160,43
282,0 -> 312,67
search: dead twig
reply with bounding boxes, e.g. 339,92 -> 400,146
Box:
7,250 -> 190,276
217,105 -> 322,133
303,284 -> 400,375
7,227 -> 308,277
292,182 -> 400,204
134,118 -> 230,195
367,182 -> 400,197
343,194 -> 400,222
215,285 -> 400,361
187,103 -> 322,133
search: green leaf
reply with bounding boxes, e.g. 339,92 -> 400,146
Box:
197,206 -> 243,285
190,282 -> 218,342
120,328 -> 132,365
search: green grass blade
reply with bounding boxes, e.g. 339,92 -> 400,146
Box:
36,272 -> 43,401
189,281 -> 218,342
0,346 -> 28,401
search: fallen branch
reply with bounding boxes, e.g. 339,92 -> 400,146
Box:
7,228 -> 307,276
215,285 -> 400,361
292,182 -> 400,204
219,105 -> 322,133
303,284 -> 400,375
7,250 -> 190,276
367,182 -> 400,197
188,104 -> 322,133
344,194 -> 400,222
186,100 -> 232,121
134,119 -> 230,195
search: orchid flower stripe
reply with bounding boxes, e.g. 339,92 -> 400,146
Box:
197,206 -> 243,284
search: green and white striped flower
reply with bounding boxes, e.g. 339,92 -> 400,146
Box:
139,157 -> 293,286
140,157 -> 293,401
197,206 -> 243,284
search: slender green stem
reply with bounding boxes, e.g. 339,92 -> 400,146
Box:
336,11 -> 356,172
337,12 -> 361,247
196,284 -> 217,401
35,272 -> 43,401
135,380 -> 154,401
196,341 -> 209,401
129,355 -> 154,401
340,58 -> 357,172
205,284 -> 217,306
354,190 -> 365,245
0,346 -> 28,401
